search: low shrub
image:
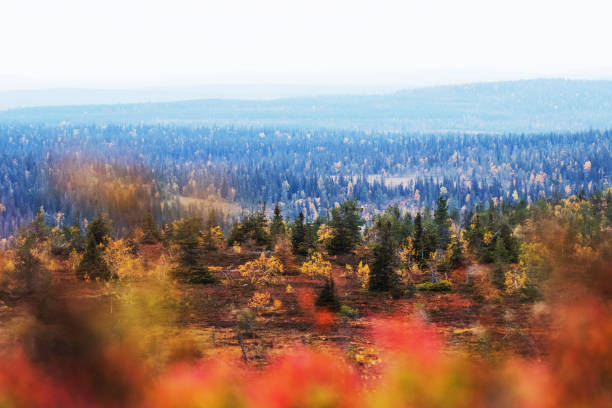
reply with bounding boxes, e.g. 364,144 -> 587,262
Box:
416,280 -> 453,292
339,304 -> 358,319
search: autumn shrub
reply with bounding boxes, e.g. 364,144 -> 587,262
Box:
356,261 -> 370,288
248,291 -> 271,314
416,280 -> 453,292
300,252 -> 331,280
239,254 -> 284,286
103,238 -> 146,280
339,304 -> 358,319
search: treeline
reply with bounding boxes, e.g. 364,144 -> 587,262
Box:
7,189 -> 612,303
1,124 -> 611,241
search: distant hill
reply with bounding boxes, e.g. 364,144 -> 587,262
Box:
1,79 -> 611,133
0,84 -> 401,110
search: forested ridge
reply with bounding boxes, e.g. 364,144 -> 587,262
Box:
3,79 -> 612,132
1,123 -> 610,242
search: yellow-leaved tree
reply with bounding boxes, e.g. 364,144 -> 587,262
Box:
300,252 -> 332,280
239,253 -> 284,286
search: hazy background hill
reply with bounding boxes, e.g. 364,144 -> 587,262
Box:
1,79 -> 611,133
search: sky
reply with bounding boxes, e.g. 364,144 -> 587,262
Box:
2,0 -> 612,90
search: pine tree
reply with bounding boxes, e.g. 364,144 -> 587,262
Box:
327,199 -> 364,254
315,276 -> 339,311
76,215 -> 112,280
172,217 -> 216,284
76,234 -> 111,281
434,196 -> 451,250
87,214 -> 110,246
141,209 -> 161,244
14,215 -> 49,293
369,216 -> 398,292
291,212 -> 307,255
270,203 -> 285,237
413,213 -> 425,268
228,210 -> 272,248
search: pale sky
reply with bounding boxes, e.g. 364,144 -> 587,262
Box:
2,0 -> 612,90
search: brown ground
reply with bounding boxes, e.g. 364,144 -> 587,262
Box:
0,245 -> 551,376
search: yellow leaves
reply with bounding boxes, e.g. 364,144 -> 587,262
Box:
343,264 -> 353,279
316,224 -> 336,247
67,249 -> 82,273
504,266 -> 528,294
202,225 -> 225,250
103,238 -> 145,280
343,261 -> 370,288
356,261 -> 370,289
248,291 -> 271,314
572,243 -> 597,264
300,252 -> 332,280
398,240 -> 414,265
239,253 -> 284,287
483,231 -> 493,245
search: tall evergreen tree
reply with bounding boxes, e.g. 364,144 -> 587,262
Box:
413,213 -> 425,268
369,216 -> 398,292
14,212 -> 50,292
291,212 -> 307,255
87,214 -> 110,246
76,234 -> 111,281
172,217 -> 216,283
434,196 -> 451,250
328,199 -> 364,254
141,209 -> 161,244
76,215 -> 111,281
315,276 -> 339,311
270,203 -> 285,237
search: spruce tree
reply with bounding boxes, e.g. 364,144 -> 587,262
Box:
315,276 -> 339,311
413,213 -> 425,268
14,214 -> 49,293
76,215 -> 111,280
291,212 -> 307,255
327,199 -> 364,254
369,216 -> 398,292
76,234 -> 111,281
172,217 -> 216,284
87,214 -> 110,246
270,203 -> 285,237
434,196 -> 451,250
141,209 -> 161,244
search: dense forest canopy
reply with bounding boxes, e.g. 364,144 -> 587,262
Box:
0,122 -> 610,242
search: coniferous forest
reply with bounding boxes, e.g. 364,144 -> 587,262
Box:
1,123 -> 610,243
3,0 -> 612,395
1,106 -> 612,405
